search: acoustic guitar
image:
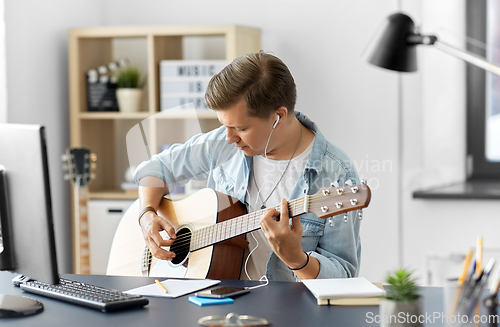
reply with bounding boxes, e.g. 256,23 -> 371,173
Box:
106,182 -> 371,279
63,147 -> 96,274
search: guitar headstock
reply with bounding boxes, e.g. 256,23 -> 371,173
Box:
308,182 -> 371,221
62,147 -> 97,187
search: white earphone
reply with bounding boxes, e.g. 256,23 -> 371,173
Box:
265,115 -> 280,159
272,114 -> 280,129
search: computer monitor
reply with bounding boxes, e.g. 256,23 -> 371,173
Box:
0,124 -> 59,316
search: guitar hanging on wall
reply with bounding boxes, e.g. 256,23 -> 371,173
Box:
107,182 -> 371,279
63,148 -> 97,275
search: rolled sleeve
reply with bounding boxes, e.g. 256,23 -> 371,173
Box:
310,209 -> 361,279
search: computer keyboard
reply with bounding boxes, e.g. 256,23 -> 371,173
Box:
17,277 -> 149,312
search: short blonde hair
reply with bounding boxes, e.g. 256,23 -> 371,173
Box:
205,52 -> 296,119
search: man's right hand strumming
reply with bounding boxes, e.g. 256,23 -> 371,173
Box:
138,176 -> 177,261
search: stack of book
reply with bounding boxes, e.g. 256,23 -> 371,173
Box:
159,60 -> 226,111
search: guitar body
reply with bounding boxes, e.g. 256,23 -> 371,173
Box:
107,188 -> 248,279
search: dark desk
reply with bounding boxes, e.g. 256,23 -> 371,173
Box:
0,272 -> 448,327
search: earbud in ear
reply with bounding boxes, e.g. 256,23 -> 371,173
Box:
273,115 -> 280,129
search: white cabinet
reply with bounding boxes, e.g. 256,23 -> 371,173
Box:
88,199 -> 134,275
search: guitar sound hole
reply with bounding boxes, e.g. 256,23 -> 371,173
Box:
170,227 -> 191,265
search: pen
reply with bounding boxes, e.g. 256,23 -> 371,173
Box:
155,279 -> 168,293
459,258 -> 495,318
448,249 -> 475,316
490,267 -> 500,297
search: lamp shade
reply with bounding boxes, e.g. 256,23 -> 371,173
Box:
366,13 -> 418,72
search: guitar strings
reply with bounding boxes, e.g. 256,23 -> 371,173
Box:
163,188 -> 365,252
173,188 -> 364,249
171,191 -> 360,247
172,186 -> 364,244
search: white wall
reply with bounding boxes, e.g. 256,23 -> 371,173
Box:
400,0 -> 500,285
0,0 -> 7,124
4,0 -> 106,273
6,0 -> 497,283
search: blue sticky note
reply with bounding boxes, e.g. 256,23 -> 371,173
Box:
188,296 -> 234,306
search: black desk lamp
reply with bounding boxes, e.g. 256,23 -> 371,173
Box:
364,12 -> 500,269
366,12 -> 500,76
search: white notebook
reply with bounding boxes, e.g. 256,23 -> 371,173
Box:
302,277 -> 386,300
124,279 -> 220,298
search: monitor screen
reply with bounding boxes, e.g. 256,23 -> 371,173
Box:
0,124 -> 59,284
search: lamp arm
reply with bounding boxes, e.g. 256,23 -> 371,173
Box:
433,39 -> 500,77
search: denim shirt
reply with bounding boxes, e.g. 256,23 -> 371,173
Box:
134,112 -> 361,282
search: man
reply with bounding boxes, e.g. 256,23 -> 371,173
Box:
134,52 -> 361,282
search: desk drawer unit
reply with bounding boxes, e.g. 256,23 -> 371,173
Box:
88,200 -> 134,275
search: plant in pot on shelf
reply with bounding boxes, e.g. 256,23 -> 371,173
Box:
115,67 -> 144,113
379,268 -> 422,327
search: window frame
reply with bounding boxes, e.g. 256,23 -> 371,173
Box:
466,0 -> 500,179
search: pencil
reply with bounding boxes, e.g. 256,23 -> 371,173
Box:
476,237 -> 483,276
458,249 -> 473,285
155,279 -> 168,293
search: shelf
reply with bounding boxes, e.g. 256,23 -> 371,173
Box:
69,25 -> 258,38
87,190 -> 194,201
89,190 -> 138,200
79,112 -> 152,120
79,110 -> 219,120
413,179 -> 500,200
155,110 -> 219,119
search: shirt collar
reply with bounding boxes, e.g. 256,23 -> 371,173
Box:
295,111 -> 325,175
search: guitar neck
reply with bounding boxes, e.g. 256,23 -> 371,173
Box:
190,196 -> 308,251
74,181 -> 90,274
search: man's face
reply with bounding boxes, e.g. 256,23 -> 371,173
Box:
216,100 -> 274,157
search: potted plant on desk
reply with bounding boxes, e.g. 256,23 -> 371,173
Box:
379,268 -> 422,327
115,67 -> 144,113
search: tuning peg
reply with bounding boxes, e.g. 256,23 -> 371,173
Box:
358,210 -> 363,220
90,153 -> 97,162
328,217 -> 334,227
63,174 -> 70,181
361,179 -> 367,185
90,173 -> 97,180
344,214 -> 348,223
62,163 -> 68,171
90,162 -> 97,170
61,154 -> 68,162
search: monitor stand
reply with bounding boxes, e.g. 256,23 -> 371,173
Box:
0,294 -> 43,318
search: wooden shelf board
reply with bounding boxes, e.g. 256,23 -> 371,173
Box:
88,190 -> 194,201
89,190 -> 138,200
69,25 -> 254,38
155,110 -> 219,119
79,110 -> 219,120
79,112 -> 152,120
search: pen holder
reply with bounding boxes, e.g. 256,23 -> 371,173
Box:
483,295 -> 499,327
444,278 -> 499,327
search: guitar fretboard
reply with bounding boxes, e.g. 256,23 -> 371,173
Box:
74,181 -> 90,274
190,196 -> 308,251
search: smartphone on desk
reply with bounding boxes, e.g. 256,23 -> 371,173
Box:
195,286 -> 249,298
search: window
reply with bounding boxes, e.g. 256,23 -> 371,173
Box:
466,0 -> 500,178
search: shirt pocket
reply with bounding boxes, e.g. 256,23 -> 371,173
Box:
299,214 -> 325,252
212,166 -> 235,196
